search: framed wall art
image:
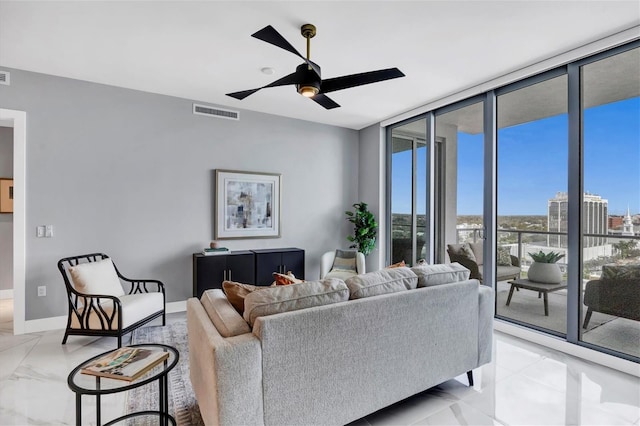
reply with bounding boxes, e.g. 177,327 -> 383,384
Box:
0,178 -> 13,214
215,170 -> 281,239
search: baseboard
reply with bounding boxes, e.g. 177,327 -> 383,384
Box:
21,300 -> 188,334
0,289 -> 13,300
494,319 -> 640,377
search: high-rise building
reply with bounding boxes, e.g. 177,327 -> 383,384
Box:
548,192 -> 608,247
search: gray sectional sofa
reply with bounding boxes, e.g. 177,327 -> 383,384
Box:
186,265 -> 494,426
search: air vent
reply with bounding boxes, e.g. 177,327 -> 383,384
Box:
0,71 -> 9,86
193,104 -> 239,121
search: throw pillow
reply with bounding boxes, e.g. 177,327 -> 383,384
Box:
68,258 -> 125,297
331,249 -> 358,273
497,247 -> 513,266
243,279 -> 350,326
344,267 -> 418,299
411,263 -> 471,287
200,289 -> 251,337
386,260 -> 406,268
222,281 -> 266,315
273,271 -> 304,286
448,243 -> 477,262
601,264 -> 640,281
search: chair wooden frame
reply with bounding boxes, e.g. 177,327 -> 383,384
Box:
58,253 -> 166,348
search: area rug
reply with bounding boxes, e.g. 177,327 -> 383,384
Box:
126,320 -> 205,426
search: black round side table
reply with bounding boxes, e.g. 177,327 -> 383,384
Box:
67,343 -> 179,426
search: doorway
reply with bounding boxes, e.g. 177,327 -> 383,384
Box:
0,109 -> 26,335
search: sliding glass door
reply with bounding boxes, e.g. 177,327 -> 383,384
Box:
579,46 -> 640,358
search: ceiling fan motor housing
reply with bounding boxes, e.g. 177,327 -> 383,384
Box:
295,63 -> 321,96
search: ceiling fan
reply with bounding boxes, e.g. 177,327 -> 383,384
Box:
226,24 -> 405,109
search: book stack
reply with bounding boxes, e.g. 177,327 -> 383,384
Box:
202,247 -> 231,256
81,347 -> 169,381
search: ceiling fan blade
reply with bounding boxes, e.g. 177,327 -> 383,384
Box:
312,93 -> 340,110
226,72 -> 302,101
321,68 -> 405,94
226,88 -> 260,100
251,25 -> 321,77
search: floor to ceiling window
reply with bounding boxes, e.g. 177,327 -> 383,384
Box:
389,117 -> 427,266
579,46 -> 640,358
385,40 -> 639,362
435,101 -> 484,265
495,74 -> 569,336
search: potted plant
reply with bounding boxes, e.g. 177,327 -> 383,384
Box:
527,250 -> 565,284
345,202 -> 378,256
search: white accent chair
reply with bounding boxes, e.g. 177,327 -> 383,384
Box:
320,250 -> 366,279
58,253 -> 166,348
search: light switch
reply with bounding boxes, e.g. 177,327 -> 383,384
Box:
36,226 -> 45,238
45,225 -> 53,238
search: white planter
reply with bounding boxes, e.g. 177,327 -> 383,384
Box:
528,262 -> 562,284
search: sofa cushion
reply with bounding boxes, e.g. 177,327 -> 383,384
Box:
601,264 -> 640,281
201,289 -> 251,337
331,249 -> 358,273
243,279 -> 349,326
222,281 -> 267,315
68,258 -> 125,297
344,267 -> 417,299
411,263 -> 471,287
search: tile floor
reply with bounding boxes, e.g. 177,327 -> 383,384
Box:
0,299 -> 639,426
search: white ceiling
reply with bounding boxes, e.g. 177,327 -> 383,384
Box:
1,1 -> 639,130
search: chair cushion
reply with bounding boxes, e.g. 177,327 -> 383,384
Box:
411,263 -> 471,287
222,281 -> 266,315
201,289 -> 251,337
68,258 -> 125,297
331,249 -> 358,273
344,267 -> 417,299
324,269 -> 358,280
243,279 -> 349,326
469,242 -> 483,266
69,292 -> 163,330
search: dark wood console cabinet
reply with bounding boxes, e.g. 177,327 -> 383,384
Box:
253,248 -> 305,286
192,250 -> 255,298
192,248 -> 305,297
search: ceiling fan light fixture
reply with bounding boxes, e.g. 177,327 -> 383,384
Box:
298,85 -> 319,97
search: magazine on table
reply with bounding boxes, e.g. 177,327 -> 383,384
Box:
81,347 -> 169,381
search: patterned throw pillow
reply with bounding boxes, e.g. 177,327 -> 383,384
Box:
601,264 -> 640,281
331,249 -> 358,273
497,247 -> 513,266
272,271 -> 304,286
457,243 -> 476,262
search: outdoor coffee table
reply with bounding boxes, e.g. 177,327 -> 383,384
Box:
67,343 -> 178,426
506,278 -> 568,316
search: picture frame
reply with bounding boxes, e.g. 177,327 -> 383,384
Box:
215,170 -> 281,239
0,178 -> 13,214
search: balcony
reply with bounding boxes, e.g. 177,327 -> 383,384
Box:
462,227 -> 640,359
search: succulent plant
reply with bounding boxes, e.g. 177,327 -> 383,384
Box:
528,250 -> 565,263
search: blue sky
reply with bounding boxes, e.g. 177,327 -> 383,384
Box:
392,97 -> 640,216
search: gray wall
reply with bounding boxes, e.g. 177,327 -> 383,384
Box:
0,127 -> 13,292
0,68 -> 359,320
358,124 -> 384,272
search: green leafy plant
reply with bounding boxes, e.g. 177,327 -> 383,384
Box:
345,202 -> 378,256
528,250 -> 565,263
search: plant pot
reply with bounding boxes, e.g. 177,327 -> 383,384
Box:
528,262 -> 562,284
